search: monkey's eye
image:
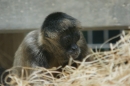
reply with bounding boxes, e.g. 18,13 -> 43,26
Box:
66,38 -> 71,44
62,35 -> 71,44
75,34 -> 80,41
74,32 -> 80,42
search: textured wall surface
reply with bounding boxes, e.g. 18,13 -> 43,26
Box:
0,0 -> 130,30
0,33 -> 24,68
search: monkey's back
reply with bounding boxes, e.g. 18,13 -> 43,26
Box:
13,30 -> 40,67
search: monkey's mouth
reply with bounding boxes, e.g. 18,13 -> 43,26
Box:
68,51 -> 80,59
67,49 -> 80,59
70,54 -> 79,59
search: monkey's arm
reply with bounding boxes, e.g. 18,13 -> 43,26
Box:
29,47 -> 49,68
77,32 -> 92,61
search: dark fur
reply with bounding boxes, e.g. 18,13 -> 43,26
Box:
13,12 -> 91,70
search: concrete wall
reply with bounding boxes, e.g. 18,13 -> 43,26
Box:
0,0 -> 130,31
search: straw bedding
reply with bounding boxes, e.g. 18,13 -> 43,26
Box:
1,31 -> 130,86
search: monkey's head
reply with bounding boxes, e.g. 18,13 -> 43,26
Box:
41,12 -> 81,59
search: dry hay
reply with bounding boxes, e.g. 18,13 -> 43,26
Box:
1,31 -> 130,86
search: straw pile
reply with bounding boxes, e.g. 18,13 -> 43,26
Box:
1,31 -> 130,86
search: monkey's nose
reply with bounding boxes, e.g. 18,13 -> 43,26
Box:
71,44 -> 78,51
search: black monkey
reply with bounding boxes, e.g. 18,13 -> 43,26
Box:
13,12 -> 91,71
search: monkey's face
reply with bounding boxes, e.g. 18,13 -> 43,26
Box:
43,28 -> 81,60
60,29 -> 81,59
44,30 -> 81,59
